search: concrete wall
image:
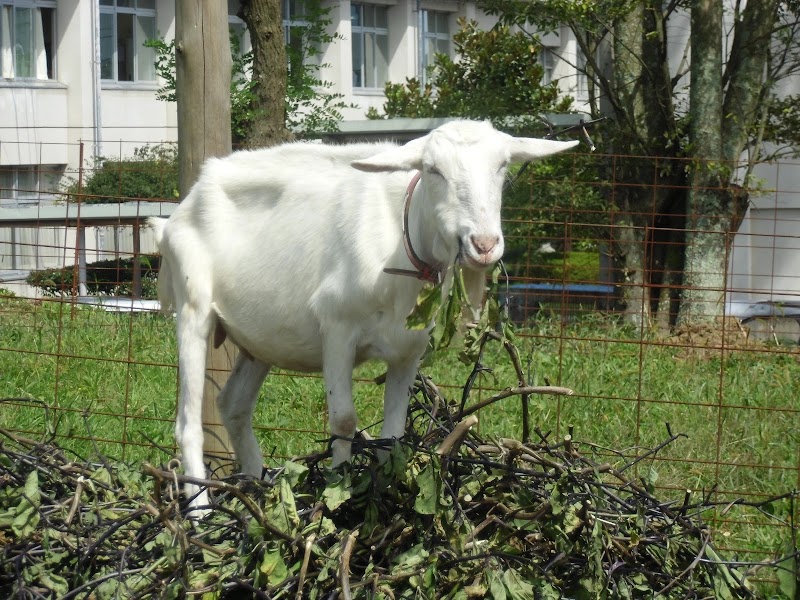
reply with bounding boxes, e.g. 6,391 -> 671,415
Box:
728,159 -> 800,310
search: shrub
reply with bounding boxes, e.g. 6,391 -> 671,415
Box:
67,145 -> 178,205
26,255 -> 160,298
368,19 -> 572,128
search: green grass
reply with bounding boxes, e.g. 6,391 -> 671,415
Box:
0,295 -> 797,581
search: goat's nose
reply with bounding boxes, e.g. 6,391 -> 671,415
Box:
471,234 -> 499,256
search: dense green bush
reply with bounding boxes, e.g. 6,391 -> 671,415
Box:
26,255 -> 160,298
47,145 -> 173,299
68,145 -> 178,205
368,19 -> 572,127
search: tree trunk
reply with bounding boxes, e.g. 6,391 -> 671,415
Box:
175,1 -> 236,470
239,0 -> 293,148
679,0 -> 725,325
617,212 -> 651,330
608,3 -> 687,330
721,0 -> 779,164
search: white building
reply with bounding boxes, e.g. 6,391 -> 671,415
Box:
0,0 -> 583,189
0,0 -> 584,297
0,0 -> 178,202
0,0 -> 796,312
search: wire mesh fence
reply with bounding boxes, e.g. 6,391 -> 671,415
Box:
0,143 -> 798,588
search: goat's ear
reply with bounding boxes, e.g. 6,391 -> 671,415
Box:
351,137 -> 426,173
507,137 -> 579,163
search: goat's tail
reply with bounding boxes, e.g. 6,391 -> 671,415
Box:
147,217 -> 175,315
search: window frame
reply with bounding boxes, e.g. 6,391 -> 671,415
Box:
540,46 -> 555,86
0,0 -> 56,81
0,164 -> 61,207
227,0 -> 249,56
99,0 -> 157,84
420,9 -> 450,84
576,45 -> 588,101
351,2 -> 389,90
282,0 -> 313,79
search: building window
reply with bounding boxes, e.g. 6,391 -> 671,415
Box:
227,0 -> 248,55
0,164 -> 61,207
421,10 -> 449,76
0,0 -> 56,80
227,0 -> 314,80
99,0 -> 156,82
283,0 -> 313,79
540,47 -> 555,85
351,3 -> 388,89
576,45 -> 588,100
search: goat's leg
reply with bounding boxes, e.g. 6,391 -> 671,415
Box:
175,304 -> 215,511
217,354 -> 271,477
322,330 -> 357,465
379,358 -> 418,455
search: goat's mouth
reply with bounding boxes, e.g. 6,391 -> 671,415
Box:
457,237 -> 503,270
461,252 -> 500,270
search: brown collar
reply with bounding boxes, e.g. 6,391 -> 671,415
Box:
383,172 -> 442,285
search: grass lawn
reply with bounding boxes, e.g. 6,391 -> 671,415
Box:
0,293 -> 797,576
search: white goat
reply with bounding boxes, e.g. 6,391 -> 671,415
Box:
150,120 -> 577,512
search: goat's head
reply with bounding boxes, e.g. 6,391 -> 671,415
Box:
352,120 -> 578,270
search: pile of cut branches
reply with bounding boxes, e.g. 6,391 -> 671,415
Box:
0,317 -> 787,598
0,390 -> 767,598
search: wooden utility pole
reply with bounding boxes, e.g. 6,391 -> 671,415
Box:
175,1 -> 236,472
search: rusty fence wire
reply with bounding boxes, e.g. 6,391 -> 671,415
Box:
0,143 -> 798,582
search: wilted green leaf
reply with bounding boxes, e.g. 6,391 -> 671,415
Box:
265,477 -> 300,536
414,460 -> 440,515
502,568 -> 535,600
489,569 -> 507,600
91,465 -> 114,487
644,466 -> 658,493
23,563 -> 69,596
392,542 -> 430,572
562,502 -> 583,536
281,460 -> 309,488
705,545 -> 746,598
777,551 -> 798,599
260,548 -> 289,586
322,470 -> 351,511
11,470 -> 41,538
145,530 -> 183,568
535,580 -> 561,600
406,282 -> 443,330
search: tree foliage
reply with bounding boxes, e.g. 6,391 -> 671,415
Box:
146,0 -> 352,142
281,0 -> 354,136
370,19 -> 572,129
26,255 -> 160,298
478,0 -> 800,326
